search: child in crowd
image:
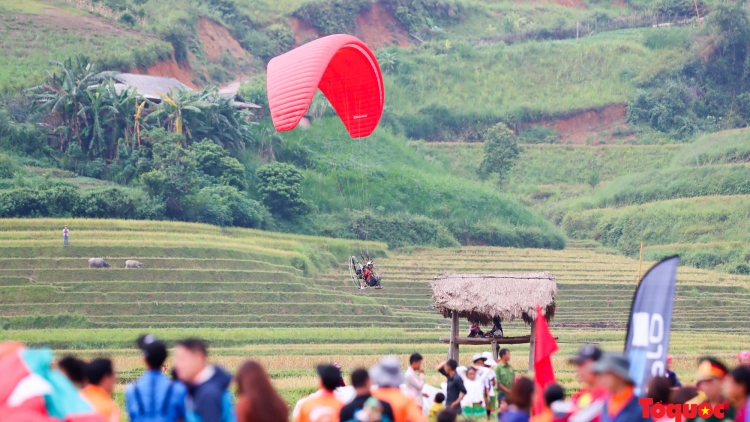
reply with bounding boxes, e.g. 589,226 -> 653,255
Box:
429,393 -> 446,422
460,367 -> 487,419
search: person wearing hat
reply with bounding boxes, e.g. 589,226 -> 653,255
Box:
371,356 -> 426,422
687,357 -> 734,422
592,353 -> 647,422
664,355 -> 681,388
125,335 -> 187,422
569,345 -> 607,422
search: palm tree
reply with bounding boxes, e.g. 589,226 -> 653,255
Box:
148,88 -> 210,146
28,56 -> 117,152
77,84 -> 119,158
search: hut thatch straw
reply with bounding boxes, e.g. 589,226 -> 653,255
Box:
432,272 -> 557,326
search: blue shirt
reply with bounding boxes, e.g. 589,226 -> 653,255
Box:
126,369 -> 187,422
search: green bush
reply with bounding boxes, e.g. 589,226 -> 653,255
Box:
182,185 -> 267,228
0,108 -> 48,157
292,0 -> 371,34
256,162 -> 308,218
448,222 -> 566,249
477,122 -> 521,184
518,126 -> 559,144
0,186 -> 80,218
74,186 -> 158,219
0,154 -> 18,179
380,0 -> 464,33
239,75 -> 268,114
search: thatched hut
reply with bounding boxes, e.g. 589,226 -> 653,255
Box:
432,272 -> 557,368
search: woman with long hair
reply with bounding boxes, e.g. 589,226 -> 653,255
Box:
234,360 -> 289,422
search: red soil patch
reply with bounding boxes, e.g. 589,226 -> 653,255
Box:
288,17 -> 321,47
514,0 -> 586,8
521,104 -> 632,145
196,17 -> 251,62
132,60 -> 198,89
354,3 -> 410,49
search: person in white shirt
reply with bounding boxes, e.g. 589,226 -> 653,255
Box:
481,352 -> 498,418
403,352 -> 426,410
456,365 -> 486,419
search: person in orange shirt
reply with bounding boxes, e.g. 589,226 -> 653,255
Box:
294,364 -> 344,422
592,354 -> 647,422
371,356 -> 426,422
81,358 -> 120,422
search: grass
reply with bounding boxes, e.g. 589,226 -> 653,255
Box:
0,8 -> 172,89
384,28 -> 683,126
279,119 -> 565,247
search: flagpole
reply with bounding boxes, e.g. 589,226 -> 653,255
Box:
637,241 -> 644,285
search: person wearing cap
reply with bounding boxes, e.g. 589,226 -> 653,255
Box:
664,355 -> 681,388
294,364 -> 345,422
687,357 -> 734,422
592,353 -> 647,422
569,345 -> 607,422
125,335 -> 187,422
371,356 -> 426,422
437,359 -> 467,415
404,353 -> 426,409
495,349 -> 515,404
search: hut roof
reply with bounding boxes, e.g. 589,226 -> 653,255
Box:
113,73 -> 190,101
431,272 -> 557,325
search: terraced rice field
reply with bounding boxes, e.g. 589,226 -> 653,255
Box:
1,219 -> 748,409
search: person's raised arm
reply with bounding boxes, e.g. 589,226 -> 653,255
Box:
435,360 -> 447,371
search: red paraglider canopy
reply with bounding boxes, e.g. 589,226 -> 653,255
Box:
266,34 -> 384,138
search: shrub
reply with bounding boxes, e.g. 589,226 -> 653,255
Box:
0,186 -> 80,218
292,0 -> 371,34
477,122 -> 521,184
239,75 -> 268,115
74,187 -> 150,219
0,154 -> 18,179
256,162 -> 308,218
181,185 -> 266,228
518,126 -> 558,144
380,0 -> 464,33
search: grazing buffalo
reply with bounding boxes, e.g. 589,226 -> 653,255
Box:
88,258 -> 110,268
125,260 -> 146,268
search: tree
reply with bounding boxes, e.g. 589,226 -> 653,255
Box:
256,162 -> 308,218
477,122 -> 521,186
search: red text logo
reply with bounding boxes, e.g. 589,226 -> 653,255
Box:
639,398 -> 727,422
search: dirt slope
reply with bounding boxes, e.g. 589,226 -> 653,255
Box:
289,2 -> 410,49
196,17 -> 252,62
521,104 -> 632,144
131,60 -> 198,88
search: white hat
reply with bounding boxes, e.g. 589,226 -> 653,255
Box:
472,353 -> 487,363
482,352 -> 498,367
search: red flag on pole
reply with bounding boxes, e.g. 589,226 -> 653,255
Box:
532,304 -> 559,416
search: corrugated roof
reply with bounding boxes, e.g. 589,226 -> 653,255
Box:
113,73 -> 191,100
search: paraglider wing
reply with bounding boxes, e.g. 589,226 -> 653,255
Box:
266,34 -> 384,138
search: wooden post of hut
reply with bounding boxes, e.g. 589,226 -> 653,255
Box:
432,272 -> 557,369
